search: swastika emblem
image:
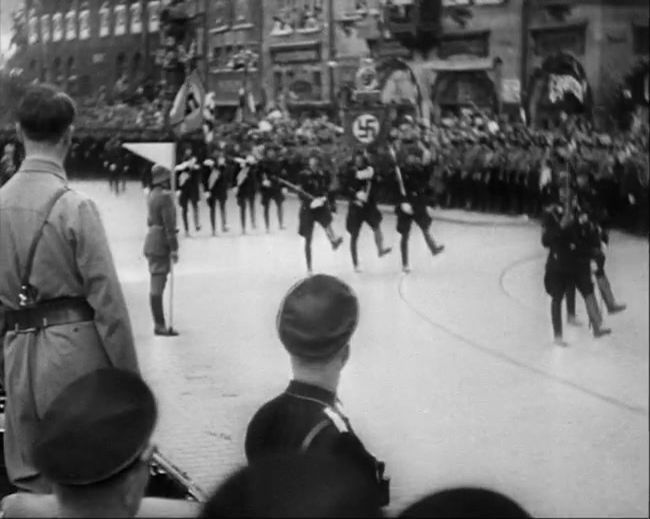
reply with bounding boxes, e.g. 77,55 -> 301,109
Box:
352,114 -> 380,144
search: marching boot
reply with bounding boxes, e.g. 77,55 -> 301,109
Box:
565,283 -> 582,326
400,235 -> 410,273
151,295 -> 179,337
373,228 -> 392,257
423,230 -> 444,256
326,227 -> 343,250
596,275 -> 627,314
193,205 -> 201,232
219,202 -> 229,232
551,298 -> 567,346
584,293 -> 611,338
278,204 -> 285,230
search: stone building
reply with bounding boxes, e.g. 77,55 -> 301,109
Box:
206,0 -> 264,119
261,0 -> 335,114
525,0 -> 649,128
15,0 -> 167,100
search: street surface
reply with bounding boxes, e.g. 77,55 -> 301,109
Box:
81,180 -> 648,517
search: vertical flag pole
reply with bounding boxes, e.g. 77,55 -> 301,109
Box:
168,141 -> 177,330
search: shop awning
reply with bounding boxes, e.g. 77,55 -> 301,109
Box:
426,57 -> 495,72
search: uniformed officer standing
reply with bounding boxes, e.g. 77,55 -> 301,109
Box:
0,85 -> 140,493
342,151 -> 392,272
393,148 -> 444,273
175,145 -> 202,236
202,148 -> 231,236
245,275 -> 390,508
258,146 -> 286,232
297,156 -> 344,274
144,165 -> 180,336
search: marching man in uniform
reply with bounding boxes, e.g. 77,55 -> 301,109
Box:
298,155 -> 344,274
144,164 -> 180,336
393,147 -> 444,273
343,151 -> 392,272
175,145 -> 202,236
203,146 -> 231,235
259,146 -> 287,232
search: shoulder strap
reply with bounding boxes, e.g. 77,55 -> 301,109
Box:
20,187 -> 70,291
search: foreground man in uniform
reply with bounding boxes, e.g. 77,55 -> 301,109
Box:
0,84 -> 140,493
245,275 -> 389,508
0,368 -> 199,518
144,165 -> 180,336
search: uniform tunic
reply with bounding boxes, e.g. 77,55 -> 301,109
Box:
144,186 -> 179,275
343,164 -> 382,234
395,163 -> 433,234
297,168 -> 333,238
245,380 -> 389,506
258,158 -> 285,206
0,158 -> 139,491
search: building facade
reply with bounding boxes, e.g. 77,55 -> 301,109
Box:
206,0 -> 263,117
16,0 -> 168,99
261,0 -> 335,113
525,0 -> 649,127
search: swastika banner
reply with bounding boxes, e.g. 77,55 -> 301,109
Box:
344,108 -> 388,149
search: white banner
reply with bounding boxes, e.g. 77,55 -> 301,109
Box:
548,74 -> 585,104
131,2 -> 143,34
148,1 -> 160,32
115,4 -> 127,35
28,14 -> 39,45
79,9 -> 90,39
99,4 -> 111,37
52,13 -> 63,42
65,10 -> 77,41
41,14 -> 51,42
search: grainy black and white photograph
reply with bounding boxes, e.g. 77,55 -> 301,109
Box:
0,0 -> 648,517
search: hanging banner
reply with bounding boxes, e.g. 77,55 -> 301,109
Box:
131,2 -> 143,34
99,4 -> 111,37
345,107 -> 388,149
79,9 -> 90,39
114,3 -> 127,35
65,10 -> 77,41
548,74 -> 585,104
169,70 -> 207,136
28,11 -> 39,45
41,14 -> 51,43
52,13 -> 63,42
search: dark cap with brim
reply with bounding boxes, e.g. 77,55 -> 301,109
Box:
33,368 -> 157,486
277,275 -> 359,360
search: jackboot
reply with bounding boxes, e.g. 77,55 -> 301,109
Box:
584,293 -> 611,338
151,295 -> 179,337
596,275 -> 627,314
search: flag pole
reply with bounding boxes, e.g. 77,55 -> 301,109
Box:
168,140 -> 177,330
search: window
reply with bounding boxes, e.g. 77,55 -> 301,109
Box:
274,70 -> 284,95
132,53 -> 142,81
116,53 -> 127,81
633,24 -> 649,55
532,24 -> 586,57
52,57 -> 62,85
270,0 -> 324,34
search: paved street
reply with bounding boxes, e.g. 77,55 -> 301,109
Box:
84,180 -> 648,517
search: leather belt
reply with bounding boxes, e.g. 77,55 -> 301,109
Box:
5,298 -> 94,332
